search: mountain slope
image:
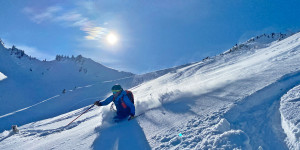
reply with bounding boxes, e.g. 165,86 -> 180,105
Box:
1,32 -> 300,149
131,32 -> 300,149
0,43 -> 135,131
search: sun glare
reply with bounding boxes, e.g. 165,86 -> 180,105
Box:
106,33 -> 118,45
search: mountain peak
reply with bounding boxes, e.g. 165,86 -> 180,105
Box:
0,41 -> 38,61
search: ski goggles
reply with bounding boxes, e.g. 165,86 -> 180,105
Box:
112,90 -> 121,94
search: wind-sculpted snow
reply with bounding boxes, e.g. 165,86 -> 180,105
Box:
1,32 -> 300,149
280,84 -> 300,150
224,71 -> 300,149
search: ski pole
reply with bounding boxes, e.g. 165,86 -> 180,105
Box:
65,104 -> 95,127
128,112 -> 145,121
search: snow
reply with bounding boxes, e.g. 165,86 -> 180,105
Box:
280,85 -> 300,150
0,42 -> 136,132
0,72 -> 7,81
0,95 -> 60,119
1,32 -> 300,149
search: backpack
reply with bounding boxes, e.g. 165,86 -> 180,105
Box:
124,90 -> 134,104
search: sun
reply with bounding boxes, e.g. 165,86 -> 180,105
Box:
106,33 -> 118,45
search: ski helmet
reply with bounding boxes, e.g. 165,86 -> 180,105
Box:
111,84 -> 123,93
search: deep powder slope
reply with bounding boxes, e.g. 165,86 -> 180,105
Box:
1,32 -> 300,149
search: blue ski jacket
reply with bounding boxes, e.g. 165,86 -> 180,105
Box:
100,90 -> 135,116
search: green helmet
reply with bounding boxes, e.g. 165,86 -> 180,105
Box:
111,84 -> 123,93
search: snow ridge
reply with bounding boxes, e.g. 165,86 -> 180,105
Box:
280,84 -> 300,150
223,32 -> 291,55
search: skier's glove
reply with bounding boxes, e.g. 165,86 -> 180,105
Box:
128,115 -> 135,121
94,101 -> 101,106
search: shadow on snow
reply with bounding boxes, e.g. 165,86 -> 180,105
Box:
92,117 -> 151,150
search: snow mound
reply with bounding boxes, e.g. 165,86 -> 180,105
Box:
280,84 -> 300,150
213,130 -> 250,150
196,118 -> 251,149
214,118 -> 231,133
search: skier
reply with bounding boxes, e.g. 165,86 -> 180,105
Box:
94,84 -> 135,122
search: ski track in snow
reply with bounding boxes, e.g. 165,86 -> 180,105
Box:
0,95 -> 60,119
0,76 -> 133,120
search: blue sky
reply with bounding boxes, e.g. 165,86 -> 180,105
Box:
0,0 -> 299,74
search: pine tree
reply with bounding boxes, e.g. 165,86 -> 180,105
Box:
56,55 -> 61,61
